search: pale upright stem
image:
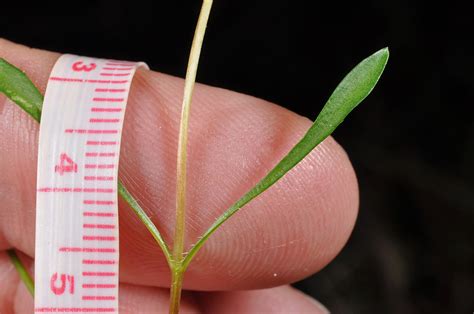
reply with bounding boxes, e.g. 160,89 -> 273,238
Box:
173,0 -> 214,263
170,0 -> 214,313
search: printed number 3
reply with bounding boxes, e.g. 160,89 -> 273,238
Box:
72,61 -> 96,72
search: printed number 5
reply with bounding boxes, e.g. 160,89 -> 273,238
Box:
72,61 -> 96,72
50,273 -> 74,295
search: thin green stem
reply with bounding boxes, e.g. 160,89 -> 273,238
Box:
168,265 -> 185,314
173,0 -> 213,263
7,249 -> 34,296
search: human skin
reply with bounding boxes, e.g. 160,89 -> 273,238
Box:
0,38 -> 358,313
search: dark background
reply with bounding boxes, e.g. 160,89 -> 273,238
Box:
1,1 -> 471,313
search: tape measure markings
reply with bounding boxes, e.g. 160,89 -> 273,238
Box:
35,54 -> 147,313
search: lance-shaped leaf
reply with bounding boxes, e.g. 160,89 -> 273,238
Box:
183,47 -> 390,268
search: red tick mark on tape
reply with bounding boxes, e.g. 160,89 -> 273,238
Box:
84,164 -> 115,169
83,260 -> 116,265
37,188 -> 114,193
105,61 -> 135,66
86,141 -> 118,146
84,176 -> 115,181
66,129 -> 119,134
35,307 -> 116,312
83,212 -> 115,217
86,188 -> 114,193
83,200 -> 115,205
82,284 -> 117,288
83,224 -> 116,229
49,77 -> 83,82
103,67 -> 134,71
95,88 -> 127,93
93,97 -> 124,102
83,236 -> 116,241
59,247 -> 116,253
91,108 -> 123,113
100,73 -> 131,77
82,296 -> 116,301
49,77 -> 128,84
102,67 -> 134,71
88,79 -> 128,84
85,152 -> 116,157
83,272 -> 116,277
90,118 -> 120,123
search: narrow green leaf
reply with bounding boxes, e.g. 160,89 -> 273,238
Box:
118,182 -> 173,264
183,47 -> 389,268
0,58 -> 43,122
7,249 -> 34,296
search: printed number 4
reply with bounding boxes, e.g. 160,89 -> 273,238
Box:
55,153 -> 77,175
72,61 -> 96,72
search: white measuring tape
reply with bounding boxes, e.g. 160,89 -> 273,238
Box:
35,54 -> 147,313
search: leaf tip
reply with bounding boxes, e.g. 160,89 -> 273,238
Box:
375,47 -> 390,67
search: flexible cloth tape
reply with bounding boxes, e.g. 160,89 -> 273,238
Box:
35,54 -> 147,313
